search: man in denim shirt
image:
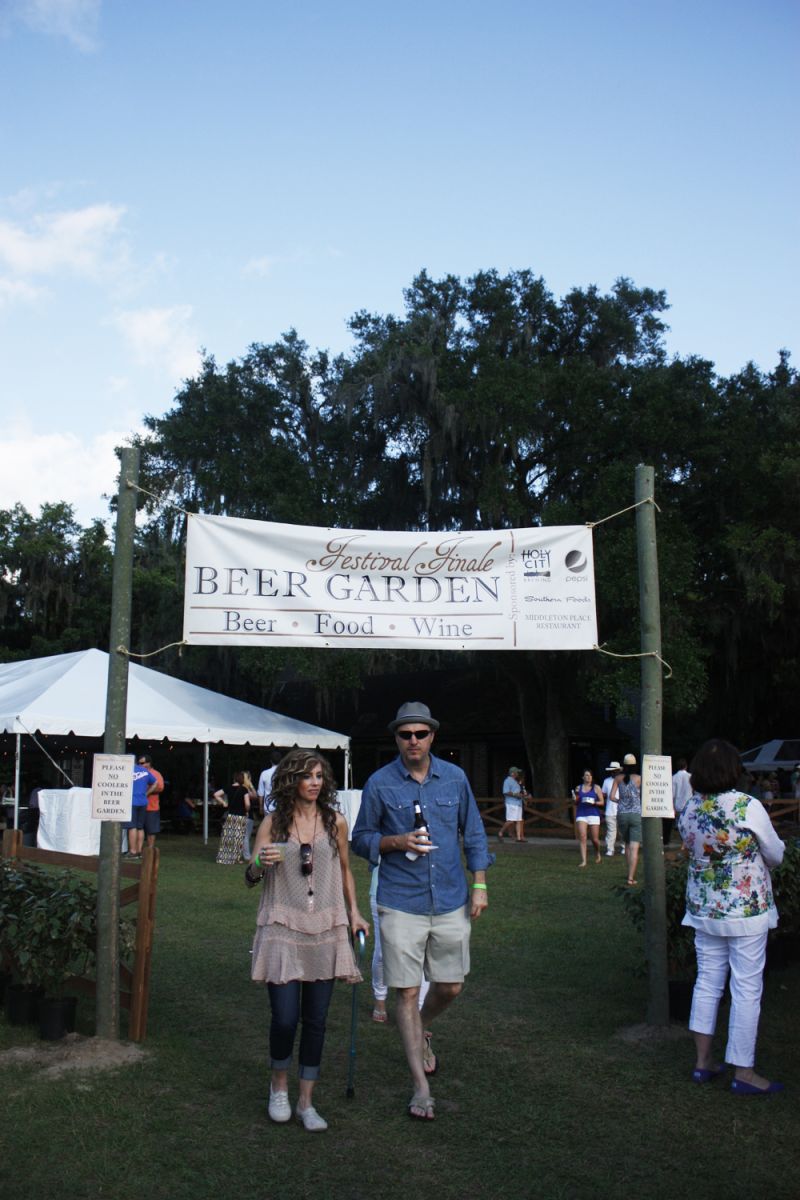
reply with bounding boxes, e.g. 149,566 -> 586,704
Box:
352,702 -> 492,1120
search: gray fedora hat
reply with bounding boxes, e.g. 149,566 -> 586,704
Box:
388,701 -> 440,733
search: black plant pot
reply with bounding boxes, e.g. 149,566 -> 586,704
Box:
5,983 -> 41,1025
668,979 -> 693,1023
38,995 -> 77,1041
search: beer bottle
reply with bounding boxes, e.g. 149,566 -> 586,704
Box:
405,797 -> 429,861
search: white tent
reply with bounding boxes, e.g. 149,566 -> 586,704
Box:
0,648 -> 351,836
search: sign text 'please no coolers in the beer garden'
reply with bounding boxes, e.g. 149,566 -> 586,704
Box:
183,515 -> 598,651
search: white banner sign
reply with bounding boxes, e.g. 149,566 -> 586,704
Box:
183,515 -> 598,651
91,753 -> 134,822
641,754 -> 674,818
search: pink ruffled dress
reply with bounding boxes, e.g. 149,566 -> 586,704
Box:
250,833 -> 362,985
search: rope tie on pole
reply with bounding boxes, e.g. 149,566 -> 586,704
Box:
593,645 -> 673,679
587,495 -> 660,528
118,641 -> 189,660
128,480 -> 192,515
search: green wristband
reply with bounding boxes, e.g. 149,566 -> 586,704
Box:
253,854 -> 261,868
472,883 -> 488,890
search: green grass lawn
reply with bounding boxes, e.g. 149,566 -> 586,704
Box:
1,837 -> 798,1200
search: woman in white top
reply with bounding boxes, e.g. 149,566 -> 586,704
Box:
677,738 -> 785,1095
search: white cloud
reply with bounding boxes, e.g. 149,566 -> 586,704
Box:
0,424 -> 136,526
8,0 -> 102,53
243,255 -> 278,277
0,277 -> 44,306
0,203 -> 127,278
110,305 -> 201,382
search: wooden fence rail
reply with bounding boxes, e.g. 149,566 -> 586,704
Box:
477,795 -> 799,840
1,829 -> 159,1042
477,797 -> 576,838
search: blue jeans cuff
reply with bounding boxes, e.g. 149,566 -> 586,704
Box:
298,1064 -> 321,1080
270,1055 -> 292,1070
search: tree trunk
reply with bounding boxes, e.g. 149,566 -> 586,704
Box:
504,652 -> 570,799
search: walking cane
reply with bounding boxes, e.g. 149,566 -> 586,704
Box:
346,930 -> 367,1099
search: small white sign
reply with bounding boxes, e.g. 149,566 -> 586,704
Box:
641,754 -> 674,817
91,754 -> 134,821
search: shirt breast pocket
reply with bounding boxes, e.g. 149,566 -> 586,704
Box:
434,794 -> 459,830
385,795 -> 414,833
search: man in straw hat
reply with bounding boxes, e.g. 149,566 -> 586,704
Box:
602,760 -> 624,857
352,701 -> 492,1121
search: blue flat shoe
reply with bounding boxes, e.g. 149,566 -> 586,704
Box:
731,1079 -> 784,1096
692,1066 -> 726,1084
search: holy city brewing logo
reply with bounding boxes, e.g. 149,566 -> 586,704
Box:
522,547 -> 551,578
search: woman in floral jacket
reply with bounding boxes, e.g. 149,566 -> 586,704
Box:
677,738 -> 785,1095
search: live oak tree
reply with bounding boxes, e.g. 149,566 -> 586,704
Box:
4,271 -> 795,793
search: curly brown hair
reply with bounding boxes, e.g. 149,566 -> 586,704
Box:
269,749 -> 339,852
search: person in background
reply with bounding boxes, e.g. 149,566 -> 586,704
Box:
24,782 -> 43,847
248,749 -> 368,1131
498,766 -> 528,842
242,770 -> 258,858
369,860 -> 430,1023
139,754 -> 164,851
609,754 -> 642,886
215,771 -> 255,864
664,755 -> 691,846
573,769 -> 604,867
258,750 -> 283,816
124,757 -> 156,859
602,761 -> 624,856
175,793 -> 197,833
678,738 -> 785,1094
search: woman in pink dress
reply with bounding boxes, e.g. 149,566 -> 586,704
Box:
247,749 -> 369,1131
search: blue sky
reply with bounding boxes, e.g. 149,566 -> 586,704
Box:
1,0 -> 797,524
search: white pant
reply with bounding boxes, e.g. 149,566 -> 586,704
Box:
689,929 -> 767,1068
604,804 -> 619,854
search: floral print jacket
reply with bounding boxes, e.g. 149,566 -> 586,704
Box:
677,790 -> 785,936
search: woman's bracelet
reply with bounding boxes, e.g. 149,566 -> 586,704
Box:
472,883 -> 488,890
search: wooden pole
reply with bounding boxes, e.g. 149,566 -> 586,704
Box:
96,446 -> 140,1040
635,464 -> 669,1025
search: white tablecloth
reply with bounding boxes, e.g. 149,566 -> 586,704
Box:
38,788 -> 101,855
336,789 -> 362,836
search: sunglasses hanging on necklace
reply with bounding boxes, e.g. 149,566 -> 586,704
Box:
295,807 -> 318,899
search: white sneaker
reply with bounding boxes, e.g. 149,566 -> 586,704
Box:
605,851 -> 614,857
268,1087 -> 291,1123
295,1103 -> 328,1132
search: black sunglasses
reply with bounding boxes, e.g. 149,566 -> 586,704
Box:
300,842 -> 313,876
396,729 -> 432,741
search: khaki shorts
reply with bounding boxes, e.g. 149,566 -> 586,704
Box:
617,812 -> 642,844
378,905 -> 471,987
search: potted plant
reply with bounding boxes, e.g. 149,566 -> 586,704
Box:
26,871 -> 98,1039
0,860 -> 51,1024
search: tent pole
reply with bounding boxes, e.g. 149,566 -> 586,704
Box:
203,742 -> 209,845
13,732 -> 21,829
344,745 -> 351,790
